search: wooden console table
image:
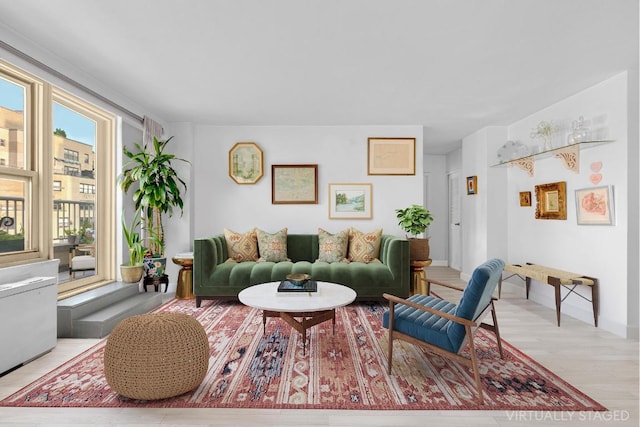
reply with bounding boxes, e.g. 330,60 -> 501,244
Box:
502,263 -> 598,327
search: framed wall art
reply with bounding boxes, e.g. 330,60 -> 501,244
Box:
228,142 -> 263,184
271,164 -> 318,204
575,185 -> 615,225
367,137 -> 415,175
535,181 -> 567,220
328,183 -> 372,219
466,176 -> 478,195
519,191 -> 532,206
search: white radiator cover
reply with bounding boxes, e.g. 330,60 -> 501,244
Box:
0,276 -> 57,374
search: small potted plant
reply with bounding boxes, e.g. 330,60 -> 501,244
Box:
395,204 -> 434,261
120,209 -> 146,283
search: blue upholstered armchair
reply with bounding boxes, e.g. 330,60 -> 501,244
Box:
382,258 -> 505,404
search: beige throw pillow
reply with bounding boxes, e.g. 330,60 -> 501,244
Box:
256,228 -> 289,262
317,228 -> 349,263
347,227 -> 382,263
224,228 -> 259,262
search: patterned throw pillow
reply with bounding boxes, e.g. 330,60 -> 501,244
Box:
317,228 -> 349,263
347,227 -> 382,263
224,228 -> 259,262
256,228 -> 289,262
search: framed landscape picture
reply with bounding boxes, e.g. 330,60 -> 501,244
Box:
328,183 -> 372,219
367,137 -> 415,175
272,164 -> 318,204
535,181 -> 567,220
575,185 -> 615,225
228,142 -> 263,184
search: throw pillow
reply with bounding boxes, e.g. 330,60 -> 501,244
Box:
256,228 -> 289,262
317,228 -> 349,263
348,227 -> 382,263
223,228 -> 259,262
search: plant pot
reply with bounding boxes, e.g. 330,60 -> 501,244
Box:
0,238 -> 25,254
67,235 -> 79,245
120,264 -> 144,283
408,237 -> 430,262
143,256 -> 167,278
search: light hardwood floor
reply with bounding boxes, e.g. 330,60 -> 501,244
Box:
0,267 -> 638,426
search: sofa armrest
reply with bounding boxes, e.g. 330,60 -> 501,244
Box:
193,235 -> 226,288
379,235 -> 410,294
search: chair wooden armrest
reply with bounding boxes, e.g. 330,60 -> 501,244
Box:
420,276 -> 466,292
382,293 -> 476,327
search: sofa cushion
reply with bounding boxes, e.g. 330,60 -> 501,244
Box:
317,228 -> 348,263
348,227 -> 382,263
223,228 -> 259,262
257,228 -> 289,262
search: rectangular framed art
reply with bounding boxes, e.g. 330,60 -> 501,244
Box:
466,176 -> 478,195
535,181 -> 567,220
367,137 -> 415,175
328,183 -> 372,219
272,164 -> 318,204
575,185 -> 615,225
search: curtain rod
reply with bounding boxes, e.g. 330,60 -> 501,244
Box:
0,39 -> 143,124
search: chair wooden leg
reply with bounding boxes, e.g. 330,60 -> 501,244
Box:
490,301 -> 504,358
387,302 -> 395,374
466,325 -> 484,405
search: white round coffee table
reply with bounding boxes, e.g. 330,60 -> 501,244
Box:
238,281 -> 356,354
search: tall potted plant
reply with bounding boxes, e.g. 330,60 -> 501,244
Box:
120,209 -> 146,283
395,204 -> 434,261
118,136 -> 188,278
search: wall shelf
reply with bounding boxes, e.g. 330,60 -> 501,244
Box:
491,140 -> 614,176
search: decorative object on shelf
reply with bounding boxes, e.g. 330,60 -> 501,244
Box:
535,181 -> 567,220
271,164 -> 318,204
228,142 -> 264,184
575,186 -> 615,225
530,120 -> 560,151
395,204 -> 434,261
496,140 -> 529,164
119,136 -> 189,272
466,176 -> 478,195
567,116 -> 591,145
328,183 -> 372,219
519,191 -> 532,207
367,137 -> 415,175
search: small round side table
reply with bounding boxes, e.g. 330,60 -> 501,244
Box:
172,252 -> 194,300
411,259 -> 432,295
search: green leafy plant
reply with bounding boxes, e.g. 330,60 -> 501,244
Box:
121,209 -> 146,266
395,204 -> 434,237
118,136 -> 189,256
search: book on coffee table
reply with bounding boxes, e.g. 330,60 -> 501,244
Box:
277,279 -> 318,292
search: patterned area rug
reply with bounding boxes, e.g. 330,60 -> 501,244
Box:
0,299 -> 605,410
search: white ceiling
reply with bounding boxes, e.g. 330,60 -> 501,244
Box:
0,0 -> 637,154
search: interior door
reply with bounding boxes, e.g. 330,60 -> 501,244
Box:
448,171 -> 462,270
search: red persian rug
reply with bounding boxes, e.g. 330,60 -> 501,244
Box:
0,299 -> 605,410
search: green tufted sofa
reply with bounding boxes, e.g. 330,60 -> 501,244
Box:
193,233 -> 410,307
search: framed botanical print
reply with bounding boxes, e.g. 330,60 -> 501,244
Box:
328,183 -> 372,219
535,181 -> 567,220
575,185 -> 615,225
228,142 -> 263,184
367,137 -> 415,175
272,164 -> 318,204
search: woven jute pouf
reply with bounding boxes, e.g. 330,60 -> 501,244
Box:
104,312 -> 209,400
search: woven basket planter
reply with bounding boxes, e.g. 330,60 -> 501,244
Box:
104,312 -> 209,400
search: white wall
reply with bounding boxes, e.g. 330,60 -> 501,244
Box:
460,73 -> 632,337
423,154 -> 448,264
184,126 -> 424,240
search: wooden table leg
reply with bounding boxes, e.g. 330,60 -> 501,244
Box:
548,276 -> 562,326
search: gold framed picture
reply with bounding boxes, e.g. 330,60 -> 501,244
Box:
535,181 -> 567,220
367,137 -> 415,175
271,164 -> 318,204
519,191 -> 532,206
466,176 -> 478,195
328,183 -> 372,219
228,142 -> 263,184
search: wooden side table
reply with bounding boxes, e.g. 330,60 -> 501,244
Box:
411,259 -> 432,295
172,252 -> 194,300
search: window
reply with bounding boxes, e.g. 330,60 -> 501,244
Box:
0,59 -> 116,296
